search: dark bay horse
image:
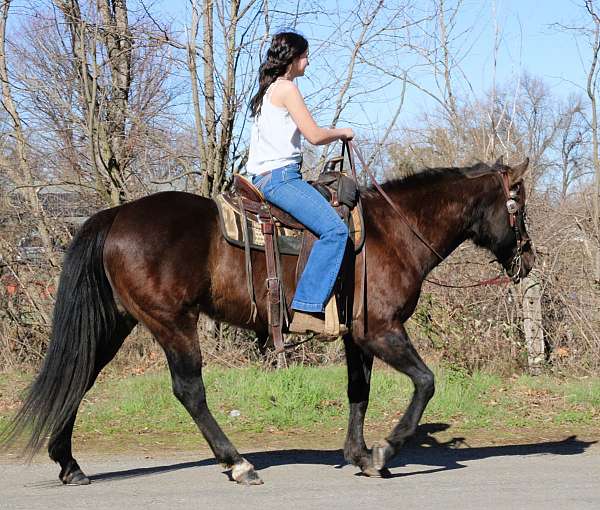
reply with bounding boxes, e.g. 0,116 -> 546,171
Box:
2,158 -> 534,485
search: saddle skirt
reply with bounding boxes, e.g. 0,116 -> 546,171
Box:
215,194 -> 304,255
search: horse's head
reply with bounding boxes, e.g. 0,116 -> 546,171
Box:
470,158 -> 535,281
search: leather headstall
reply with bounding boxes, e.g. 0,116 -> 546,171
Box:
495,169 -> 531,281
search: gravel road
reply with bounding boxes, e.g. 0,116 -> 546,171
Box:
1,436 -> 598,509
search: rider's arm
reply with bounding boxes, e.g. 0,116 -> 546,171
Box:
277,81 -> 353,145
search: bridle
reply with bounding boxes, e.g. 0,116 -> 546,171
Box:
345,140 -> 530,287
496,170 -> 531,283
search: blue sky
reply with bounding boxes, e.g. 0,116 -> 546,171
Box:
465,0 -> 588,97
152,0 -> 594,130
7,0 -> 594,134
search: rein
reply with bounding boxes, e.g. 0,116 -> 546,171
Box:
345,141 -> 520,289
424,274 -> 512,288
347,141 -> 446,262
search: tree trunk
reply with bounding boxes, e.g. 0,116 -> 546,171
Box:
522,276 -> 544,374
55,0 -> 132,206
0,0 -> 59,267
586,1 -> 600,283
188,0 -> 207,177
200,0 -> 217,197
213,0 -> 240,196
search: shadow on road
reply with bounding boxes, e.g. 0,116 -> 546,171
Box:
88,423 -> 597,483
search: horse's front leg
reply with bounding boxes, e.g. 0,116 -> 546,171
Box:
342,334 -> 378,475
362,325 -> 435,471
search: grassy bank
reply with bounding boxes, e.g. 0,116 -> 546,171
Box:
1,364 -> 598,451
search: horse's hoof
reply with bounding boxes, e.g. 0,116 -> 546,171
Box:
232,459 -> 263,486
360,465 -> 392,478
360,465 -> 381,477
372,440 -> 392,471
61,469 -> 90,486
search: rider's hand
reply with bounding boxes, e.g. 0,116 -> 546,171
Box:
340,128 -> 354,141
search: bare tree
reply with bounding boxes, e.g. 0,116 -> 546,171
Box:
186,0 -> 262,197
53,0 -> 133,205
318,0 -> 385,163
0,0 -> 58,267
584,0 -> 600,282
553,96 -> 590,200
4,1 -> 183,204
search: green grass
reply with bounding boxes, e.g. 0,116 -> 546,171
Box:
1,364 -> 598,443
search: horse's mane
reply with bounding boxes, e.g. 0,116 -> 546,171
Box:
362,161 -> 494,197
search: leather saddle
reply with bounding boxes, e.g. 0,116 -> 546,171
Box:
215,173 -> 364,255
229,175 -> 305,229
214,157 -> 364,353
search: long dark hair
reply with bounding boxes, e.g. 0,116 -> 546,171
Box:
249,31 -> 308,117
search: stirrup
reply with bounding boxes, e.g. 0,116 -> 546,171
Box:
324,294 -> 342,336
288,296 -> 348,340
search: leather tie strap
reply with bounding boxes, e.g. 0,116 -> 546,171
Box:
238,196 -> 258,323
259,208 -> 285,353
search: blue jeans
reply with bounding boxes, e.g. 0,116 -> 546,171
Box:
252,164 -> 348,313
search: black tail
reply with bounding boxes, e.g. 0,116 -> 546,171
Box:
1,207 -> 120,456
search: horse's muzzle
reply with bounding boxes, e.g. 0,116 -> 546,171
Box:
507,240 -> 535,281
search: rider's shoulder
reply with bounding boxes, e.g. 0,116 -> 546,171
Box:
275,79 -> 300,95
271,80 -> 302,107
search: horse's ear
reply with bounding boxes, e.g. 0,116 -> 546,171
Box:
493,156 -> 504,168
508,158 -> 530,186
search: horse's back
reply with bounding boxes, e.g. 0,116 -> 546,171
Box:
117,190 -> 216,228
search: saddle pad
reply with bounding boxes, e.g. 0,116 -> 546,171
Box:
214,195 -> 303,255
214,195 -> 365,256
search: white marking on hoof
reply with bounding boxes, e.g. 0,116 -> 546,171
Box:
360,465 -> 382,477
232,459 -> 255,482
372,440 -> 391,471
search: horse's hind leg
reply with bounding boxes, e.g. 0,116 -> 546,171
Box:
156,323 -> 262,485
48,315 -> 136,485
363,325 -> 435,472
342,334 -> 376,475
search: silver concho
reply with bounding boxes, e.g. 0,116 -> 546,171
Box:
506,199 -> 519,214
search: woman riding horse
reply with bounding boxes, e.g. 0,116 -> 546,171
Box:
247,31 -> 354,336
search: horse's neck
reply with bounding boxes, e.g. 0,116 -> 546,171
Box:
381,175 -> 485,276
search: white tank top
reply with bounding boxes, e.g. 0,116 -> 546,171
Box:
246,81 -> 302,175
